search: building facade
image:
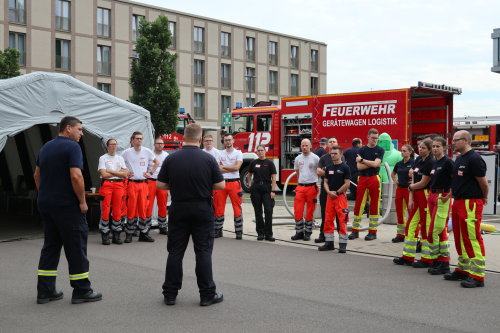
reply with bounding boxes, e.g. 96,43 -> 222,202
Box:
1,0 -> 327,130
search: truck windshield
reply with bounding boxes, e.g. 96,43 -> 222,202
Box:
232,115 -> 253,134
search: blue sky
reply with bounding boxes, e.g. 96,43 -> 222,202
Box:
143,0 -> 500,117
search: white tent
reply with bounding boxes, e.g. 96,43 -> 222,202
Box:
0,71 -> 154,152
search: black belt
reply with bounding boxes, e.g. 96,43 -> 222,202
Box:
431,188 -> 450,193
103,179 -> 123,182
225,178 -> 240,182
298,183 -> 316,187
147,178 -> 157,181
129,179 -> 147,183
398,184 -> 409,188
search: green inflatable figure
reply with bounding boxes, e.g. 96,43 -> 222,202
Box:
377,132 -> 402,183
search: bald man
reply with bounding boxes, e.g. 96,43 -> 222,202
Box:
291,139 -> 320,241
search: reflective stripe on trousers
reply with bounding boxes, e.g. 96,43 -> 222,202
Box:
452,199 -> 486,281
402,189 -> 429,262
427,192 -> 451,262
352,175 -> 381,232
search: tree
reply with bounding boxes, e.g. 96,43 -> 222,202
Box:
0,48 -> 21,79
130,15 -> 180,135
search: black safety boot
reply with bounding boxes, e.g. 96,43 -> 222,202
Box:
257,234 -> 265,241
133,230 -> 140,237
159,228 -> 168,235
428,262 -> 450,275
215,229 -> 223,238
303,233 -> 311,241
101,233 -> 110,245
71,291 -> 103,304
235,232 -> 242,240
364,233 -> 377,241
291,232 -> 304,241
443,270 -> 468,281
124,233 -> 133,243
461,276 -> 485,288
318,241 -> 334,251
314,233 -> 325,243
37,290 -> 63,304
393,257 -> 413,266
112,231 -> 123,245
338,243 -> 347,253
139,232 -> 155,242
265,235 -> 276,242
348,231 -> 359,240
391,236 -> 404,243
412,260 -> 430,268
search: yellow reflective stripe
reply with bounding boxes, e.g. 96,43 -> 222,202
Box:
69,272 -> 89,281
38,270 -> 57,276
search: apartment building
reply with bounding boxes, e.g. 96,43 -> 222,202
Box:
1,0 -> 327,129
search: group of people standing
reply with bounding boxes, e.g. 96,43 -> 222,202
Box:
97,133 -> 167,245
392,131 -> 488,288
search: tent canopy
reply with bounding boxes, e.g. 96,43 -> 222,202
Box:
0,71 -> 154,152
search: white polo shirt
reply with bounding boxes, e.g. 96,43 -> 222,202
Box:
121,147 -> 155,180
98,153 -> 127,179
294,153 -> 320,184
220,148 -> 243,179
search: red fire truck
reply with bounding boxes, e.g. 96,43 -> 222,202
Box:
453,116 -> 500,152
159,112 -> 196,150
230,82 -> 461,192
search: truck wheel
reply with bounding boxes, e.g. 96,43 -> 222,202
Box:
240,166 -> 251,193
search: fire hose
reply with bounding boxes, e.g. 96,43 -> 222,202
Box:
273,162 -> 393,231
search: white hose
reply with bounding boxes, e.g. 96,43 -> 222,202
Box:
275,162 -> 393,230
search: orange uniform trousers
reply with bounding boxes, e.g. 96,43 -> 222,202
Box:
99,180 -> 125,233
293,184 -> 318,222
125,180 -> 149,235
324,194 -> 348,238
146,179 -> 168,220
214,180 -> 243,234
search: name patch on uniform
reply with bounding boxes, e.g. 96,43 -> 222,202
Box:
414,168 -> 419,173
430,169 -> 435,175
255,164 -> 261,168
140,162 -> 145,166
458,170 -> 463,176
329,170 -> 334,175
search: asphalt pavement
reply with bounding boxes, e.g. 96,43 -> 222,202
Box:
1,196 -> 500,332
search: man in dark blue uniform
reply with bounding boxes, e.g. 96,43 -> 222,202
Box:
34,116 -> 102,304
157,123 -> 225,306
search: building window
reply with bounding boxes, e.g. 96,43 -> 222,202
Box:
290,74 -> 299,96
132,15 -> 144,41
194,60 -> 204,86
194,27 -> 204,53
311,49 -> 318,72
246,37 -> 255,61
55,39 -> 71,70
268,70 -> 278,95
9,32 -> 26,66
194,93 -> 205,119
246,67 -> 256,96
97,83 -> 111,94
290,45 -> 299,69
221,63 -> 231,89
311,77 -> 318,95
55,0 -> 71,31
168,21 -> 176,49
97,45 -> 111,75
220,32 -> 231,58
97,8 -> 111,38
268,41 -> 278,66
9,0 -> 25,24
221,95 -> 231,114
